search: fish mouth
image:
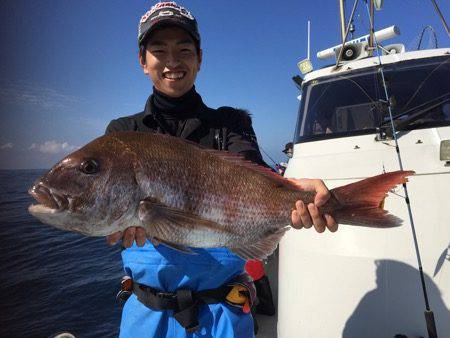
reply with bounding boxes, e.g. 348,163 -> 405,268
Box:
28,183 -> 68,213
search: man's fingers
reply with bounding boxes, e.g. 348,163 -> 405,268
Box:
106,227 -> 147,248
297,200 -> 313,229
135,227 -> 147,247
122,226 -> 136,248
291,207 -> 303,229
106,227 -> 147,247
325,214 -> 338,232
308,203 -> 326,233
107,231 -> 123,245
313,180 -> 331,207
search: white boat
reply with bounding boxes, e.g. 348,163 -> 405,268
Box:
271,5 -> 450,337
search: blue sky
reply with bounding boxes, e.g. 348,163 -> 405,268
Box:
0,0 -> 449,169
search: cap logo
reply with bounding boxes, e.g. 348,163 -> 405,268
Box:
140,11 -> 152,24
140,1 -> 194,24
150,10 -> 176,21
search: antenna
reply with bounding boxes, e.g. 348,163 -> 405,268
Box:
297,21 -> 314,75
307,20 -> 311,60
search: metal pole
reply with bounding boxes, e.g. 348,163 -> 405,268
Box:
335,0 -> 359,67
339,0 -> 346,43
368,0 -> 374,56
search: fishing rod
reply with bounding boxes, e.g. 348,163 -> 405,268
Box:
244,131 -> 280,168
430,0 -> 450,36
258,144 -> 279,167
363,1 -> 438,337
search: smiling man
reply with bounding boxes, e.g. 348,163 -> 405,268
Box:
105,2 -> 336,337
142,27 -> 201,98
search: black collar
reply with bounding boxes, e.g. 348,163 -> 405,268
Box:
141,88 -> 212,139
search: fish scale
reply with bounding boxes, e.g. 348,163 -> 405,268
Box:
28,131 -> 414,259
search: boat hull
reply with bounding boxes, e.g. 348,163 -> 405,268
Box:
279,127 -> 450,337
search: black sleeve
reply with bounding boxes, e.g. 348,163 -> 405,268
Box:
105,119 -> 125,135
105,116 -> 139,135
221,108 -> 269,168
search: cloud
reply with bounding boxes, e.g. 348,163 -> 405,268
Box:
29,140 -> 79,154
0,81 -> 84,110
1,142 -> 13,150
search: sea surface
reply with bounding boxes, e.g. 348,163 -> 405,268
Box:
0,170 -> 123,338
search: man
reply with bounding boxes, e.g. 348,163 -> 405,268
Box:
277,142 -> 294,175
283,142 -> 294,159
106,2 -> 337,337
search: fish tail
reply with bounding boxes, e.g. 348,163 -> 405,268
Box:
328,170 -> 415,228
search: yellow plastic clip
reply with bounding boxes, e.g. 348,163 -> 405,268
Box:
225,285 -> 251,313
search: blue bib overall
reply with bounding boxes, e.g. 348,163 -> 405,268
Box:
119,241 -> 254,338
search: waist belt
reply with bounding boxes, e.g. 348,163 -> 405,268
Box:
116,276 -> 255,333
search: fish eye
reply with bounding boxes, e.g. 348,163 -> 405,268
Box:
80,159 -> 99,175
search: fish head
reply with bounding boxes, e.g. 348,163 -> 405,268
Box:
28,134 -> 141,236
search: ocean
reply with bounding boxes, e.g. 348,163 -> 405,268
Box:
0,170 -> 123,338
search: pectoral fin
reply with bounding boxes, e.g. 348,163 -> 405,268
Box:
138,198 -> 161,223
138,197 -> 223,231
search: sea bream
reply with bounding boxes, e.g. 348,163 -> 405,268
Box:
28,131 -> 413,259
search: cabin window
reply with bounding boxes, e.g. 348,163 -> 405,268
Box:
295,56 -> 450,143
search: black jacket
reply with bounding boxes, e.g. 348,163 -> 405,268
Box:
105,94 -> 267,167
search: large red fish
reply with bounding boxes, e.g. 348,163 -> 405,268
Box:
28,132 -> 413,259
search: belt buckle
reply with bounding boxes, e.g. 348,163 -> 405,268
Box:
116,289 -> 132,302
116,276 -> 133,302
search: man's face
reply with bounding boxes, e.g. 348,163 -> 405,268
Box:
140,26 -> 202,98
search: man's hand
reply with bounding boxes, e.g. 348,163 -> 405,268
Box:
107,226 -> 147,247
288,178 -> 338,233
